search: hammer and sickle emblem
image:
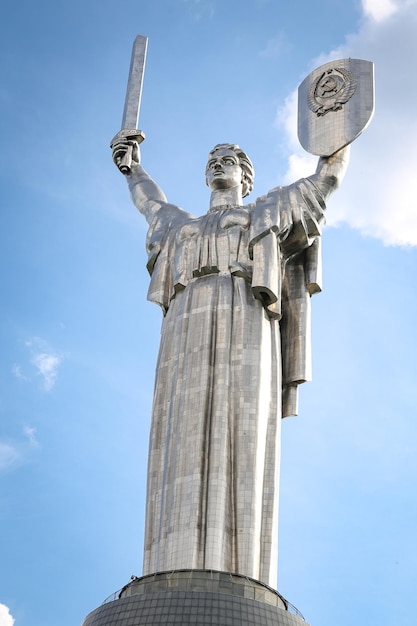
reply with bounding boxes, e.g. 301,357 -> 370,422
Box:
308,68 -> 357,117
317,75 -> 339,97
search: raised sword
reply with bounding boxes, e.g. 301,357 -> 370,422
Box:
111,34 -> 148,173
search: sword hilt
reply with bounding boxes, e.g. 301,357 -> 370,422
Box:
110,129 -> 146,174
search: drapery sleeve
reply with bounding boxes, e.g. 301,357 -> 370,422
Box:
145,203 -> 193,314
249,177 -> 327,418
249,178 -> 325,316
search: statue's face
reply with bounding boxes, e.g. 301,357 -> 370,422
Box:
206,148 -> 242,192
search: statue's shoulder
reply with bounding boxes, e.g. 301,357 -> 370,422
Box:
246,186 -> 286,213
248,180 -> 307,205
149,201 -> 195,227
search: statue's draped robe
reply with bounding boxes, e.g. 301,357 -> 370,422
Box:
142,177 -> 326,588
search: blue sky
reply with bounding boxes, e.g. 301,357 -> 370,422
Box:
1,0 -> 417,625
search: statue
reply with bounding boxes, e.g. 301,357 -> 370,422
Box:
111,41 -> 374,590
111,137 -> 348,588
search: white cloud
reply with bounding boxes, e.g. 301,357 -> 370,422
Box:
0,428 -> 39,473
0,605 -> 15,626
0,605 -> 14,626
362,0 -> 398,21
277,0 -> 417,246
275,90 -> 317,181
23,425 -> 39,447
25,337 -> 63,391
0,443 -> 20,472
31,352 -> 61,391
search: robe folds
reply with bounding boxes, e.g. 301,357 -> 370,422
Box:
142,177 -> 326,588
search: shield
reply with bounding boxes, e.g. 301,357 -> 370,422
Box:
298,58 -> 374,156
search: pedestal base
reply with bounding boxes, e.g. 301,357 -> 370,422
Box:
81,570 -> 309,626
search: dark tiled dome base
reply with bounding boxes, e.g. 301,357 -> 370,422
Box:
82,570 -> 309,626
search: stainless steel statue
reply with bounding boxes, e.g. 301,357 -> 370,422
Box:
111,43 -> 374,590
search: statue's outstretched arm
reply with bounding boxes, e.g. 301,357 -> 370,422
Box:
309,145 -> 350,200
127,164 -> 168,225
112,139 -> 167,225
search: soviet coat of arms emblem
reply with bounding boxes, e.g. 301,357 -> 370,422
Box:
309,67 -> 357,117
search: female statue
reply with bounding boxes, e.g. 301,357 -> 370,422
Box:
112,139 -> 349,588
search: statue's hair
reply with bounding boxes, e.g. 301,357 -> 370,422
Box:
206,143 -> 255,198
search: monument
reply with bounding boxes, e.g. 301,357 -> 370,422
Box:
81,37 -> 374,626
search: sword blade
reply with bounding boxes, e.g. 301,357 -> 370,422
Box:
121,34 -> 148,130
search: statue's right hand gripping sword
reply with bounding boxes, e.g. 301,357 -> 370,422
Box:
111,35 -> 148,174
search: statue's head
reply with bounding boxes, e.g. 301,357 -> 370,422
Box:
205,144 -> 254,198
